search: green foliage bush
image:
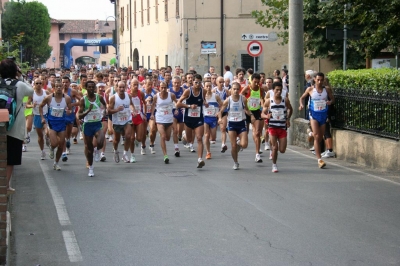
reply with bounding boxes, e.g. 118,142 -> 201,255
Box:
327,68 -> 399,140
328,68 -> 400,92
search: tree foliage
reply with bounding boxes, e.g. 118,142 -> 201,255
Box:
252,0 -> 400,69
2,0 -> 52,65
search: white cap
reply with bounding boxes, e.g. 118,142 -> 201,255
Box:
204,73 -> 211,78
96,82 -> 106,87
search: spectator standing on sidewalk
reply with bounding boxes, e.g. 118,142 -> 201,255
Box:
1,59 -> 34,194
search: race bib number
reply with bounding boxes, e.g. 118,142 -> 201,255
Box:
87,110 -> 101,121
204,106 -> 218,116
118,111 -> 130,122
188,107 -> 201,117
146,104 -> 152,113
249,97 -> 260,109
134,104 -> 141,114
159,105 -> 172,116
271,109 -> 285,120
229,111 -> 243,121
50,107 -> 64,118
313,100 -> 327,111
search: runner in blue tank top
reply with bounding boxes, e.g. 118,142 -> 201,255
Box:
176,74 -> 208,168
299,72 -> 334,169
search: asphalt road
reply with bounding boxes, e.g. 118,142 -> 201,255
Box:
9,130 -> 400,266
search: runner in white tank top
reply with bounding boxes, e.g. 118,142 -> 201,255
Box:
150,81 -> 178,164
32,79 -> 50,160
108,81 -> 137,163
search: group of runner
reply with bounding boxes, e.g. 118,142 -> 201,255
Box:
24,66 -> 333,176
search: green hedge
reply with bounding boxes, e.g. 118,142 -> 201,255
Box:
327,68 -> 399,140
328,68 -> 400,92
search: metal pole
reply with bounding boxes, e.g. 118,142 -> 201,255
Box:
253,56 -> 256,72
288,0 -> 304,145
343,4 -> 347,70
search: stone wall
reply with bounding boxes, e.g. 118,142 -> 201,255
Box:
292,118 -> 400,172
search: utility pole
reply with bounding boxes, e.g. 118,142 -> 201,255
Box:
288,0 -> 304,145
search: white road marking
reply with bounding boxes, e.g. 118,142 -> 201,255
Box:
62,230 -> 83,262
287,148 -> 400,186
39,161 -> 83,262
39,162 -> 71,226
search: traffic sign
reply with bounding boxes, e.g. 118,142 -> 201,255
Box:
241,33 -> 268,41
52,57 -> 56,62
201,41 -> 217,54
247,41 -> 263,57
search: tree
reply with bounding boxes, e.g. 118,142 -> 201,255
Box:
2,0 -> 52,66
252,0 -> 400,69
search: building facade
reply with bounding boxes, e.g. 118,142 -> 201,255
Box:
115,0 -> 336,76
46,19 -> 116,69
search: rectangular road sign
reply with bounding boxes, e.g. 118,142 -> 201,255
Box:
241,33 -> 268,41
201,41 -> 217,54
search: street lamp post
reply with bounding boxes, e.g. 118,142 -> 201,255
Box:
104,16 -> 118,67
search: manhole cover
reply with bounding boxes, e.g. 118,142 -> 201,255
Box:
162,171 -> 196,177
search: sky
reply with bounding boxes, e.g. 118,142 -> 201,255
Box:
26,0 -> 115,20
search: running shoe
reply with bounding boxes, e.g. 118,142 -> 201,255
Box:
73,138 -> 78,144
62,153 -> 68,162
255,154 -> 263,163
66,148 -> 70,155
233,162 -> 239,170
108,136 -> 113,142
150,145 -> 156,154
122,153 -> 129,163
25,135 -> 30,144
164,155 -> 169,164
100,153 -> 106,162
53,164 -> 61,171
259,149 -> 263,154
318,159 -> 326,169
114,151 -> 120,163
80,132 -> 84,140
261,136 -> 265,144
130,155 -> 136,163
88,168 -> 94,177
141,147 -> 146,155
197,159 -> 205,168
40,150 -> 46,160
210,140 -> 216,144
206,152 -> 212,159
49,147 -> 54,159
264,143 -> 270,151
309,146 -> 315,151
221,145 -> 228,153
174,148 -> 180,157
272,164 -> 278,173
190,146 -> 195,153
322,151 -> 336,158
184,144 -> 190,149
66,139 -> 71,149
121,137 -> 125,145
94,149 -> 100,162
22,145 -> 27,152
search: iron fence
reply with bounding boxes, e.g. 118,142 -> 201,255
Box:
332,88 -> 400,140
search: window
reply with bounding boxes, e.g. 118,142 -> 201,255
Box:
156,56 -> 159,69
82,33 -> 87,39
241,54 -> 259,72
148,56 -> 150,69
164,0 -> 168,21
102,61 -> 106,66
141,0 -> 144,26
59,43 -> 65,55
59,34 -> 65,40
165,55 -> 168,67
120,7 -> 124,32
100,46 -> 108,54
155,0 -> 158,22
176,0 -> 179,17
83,46 -> 87,52
134,1 -> 137,28
127,4 -> 129,30
147,0 -> 150,24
